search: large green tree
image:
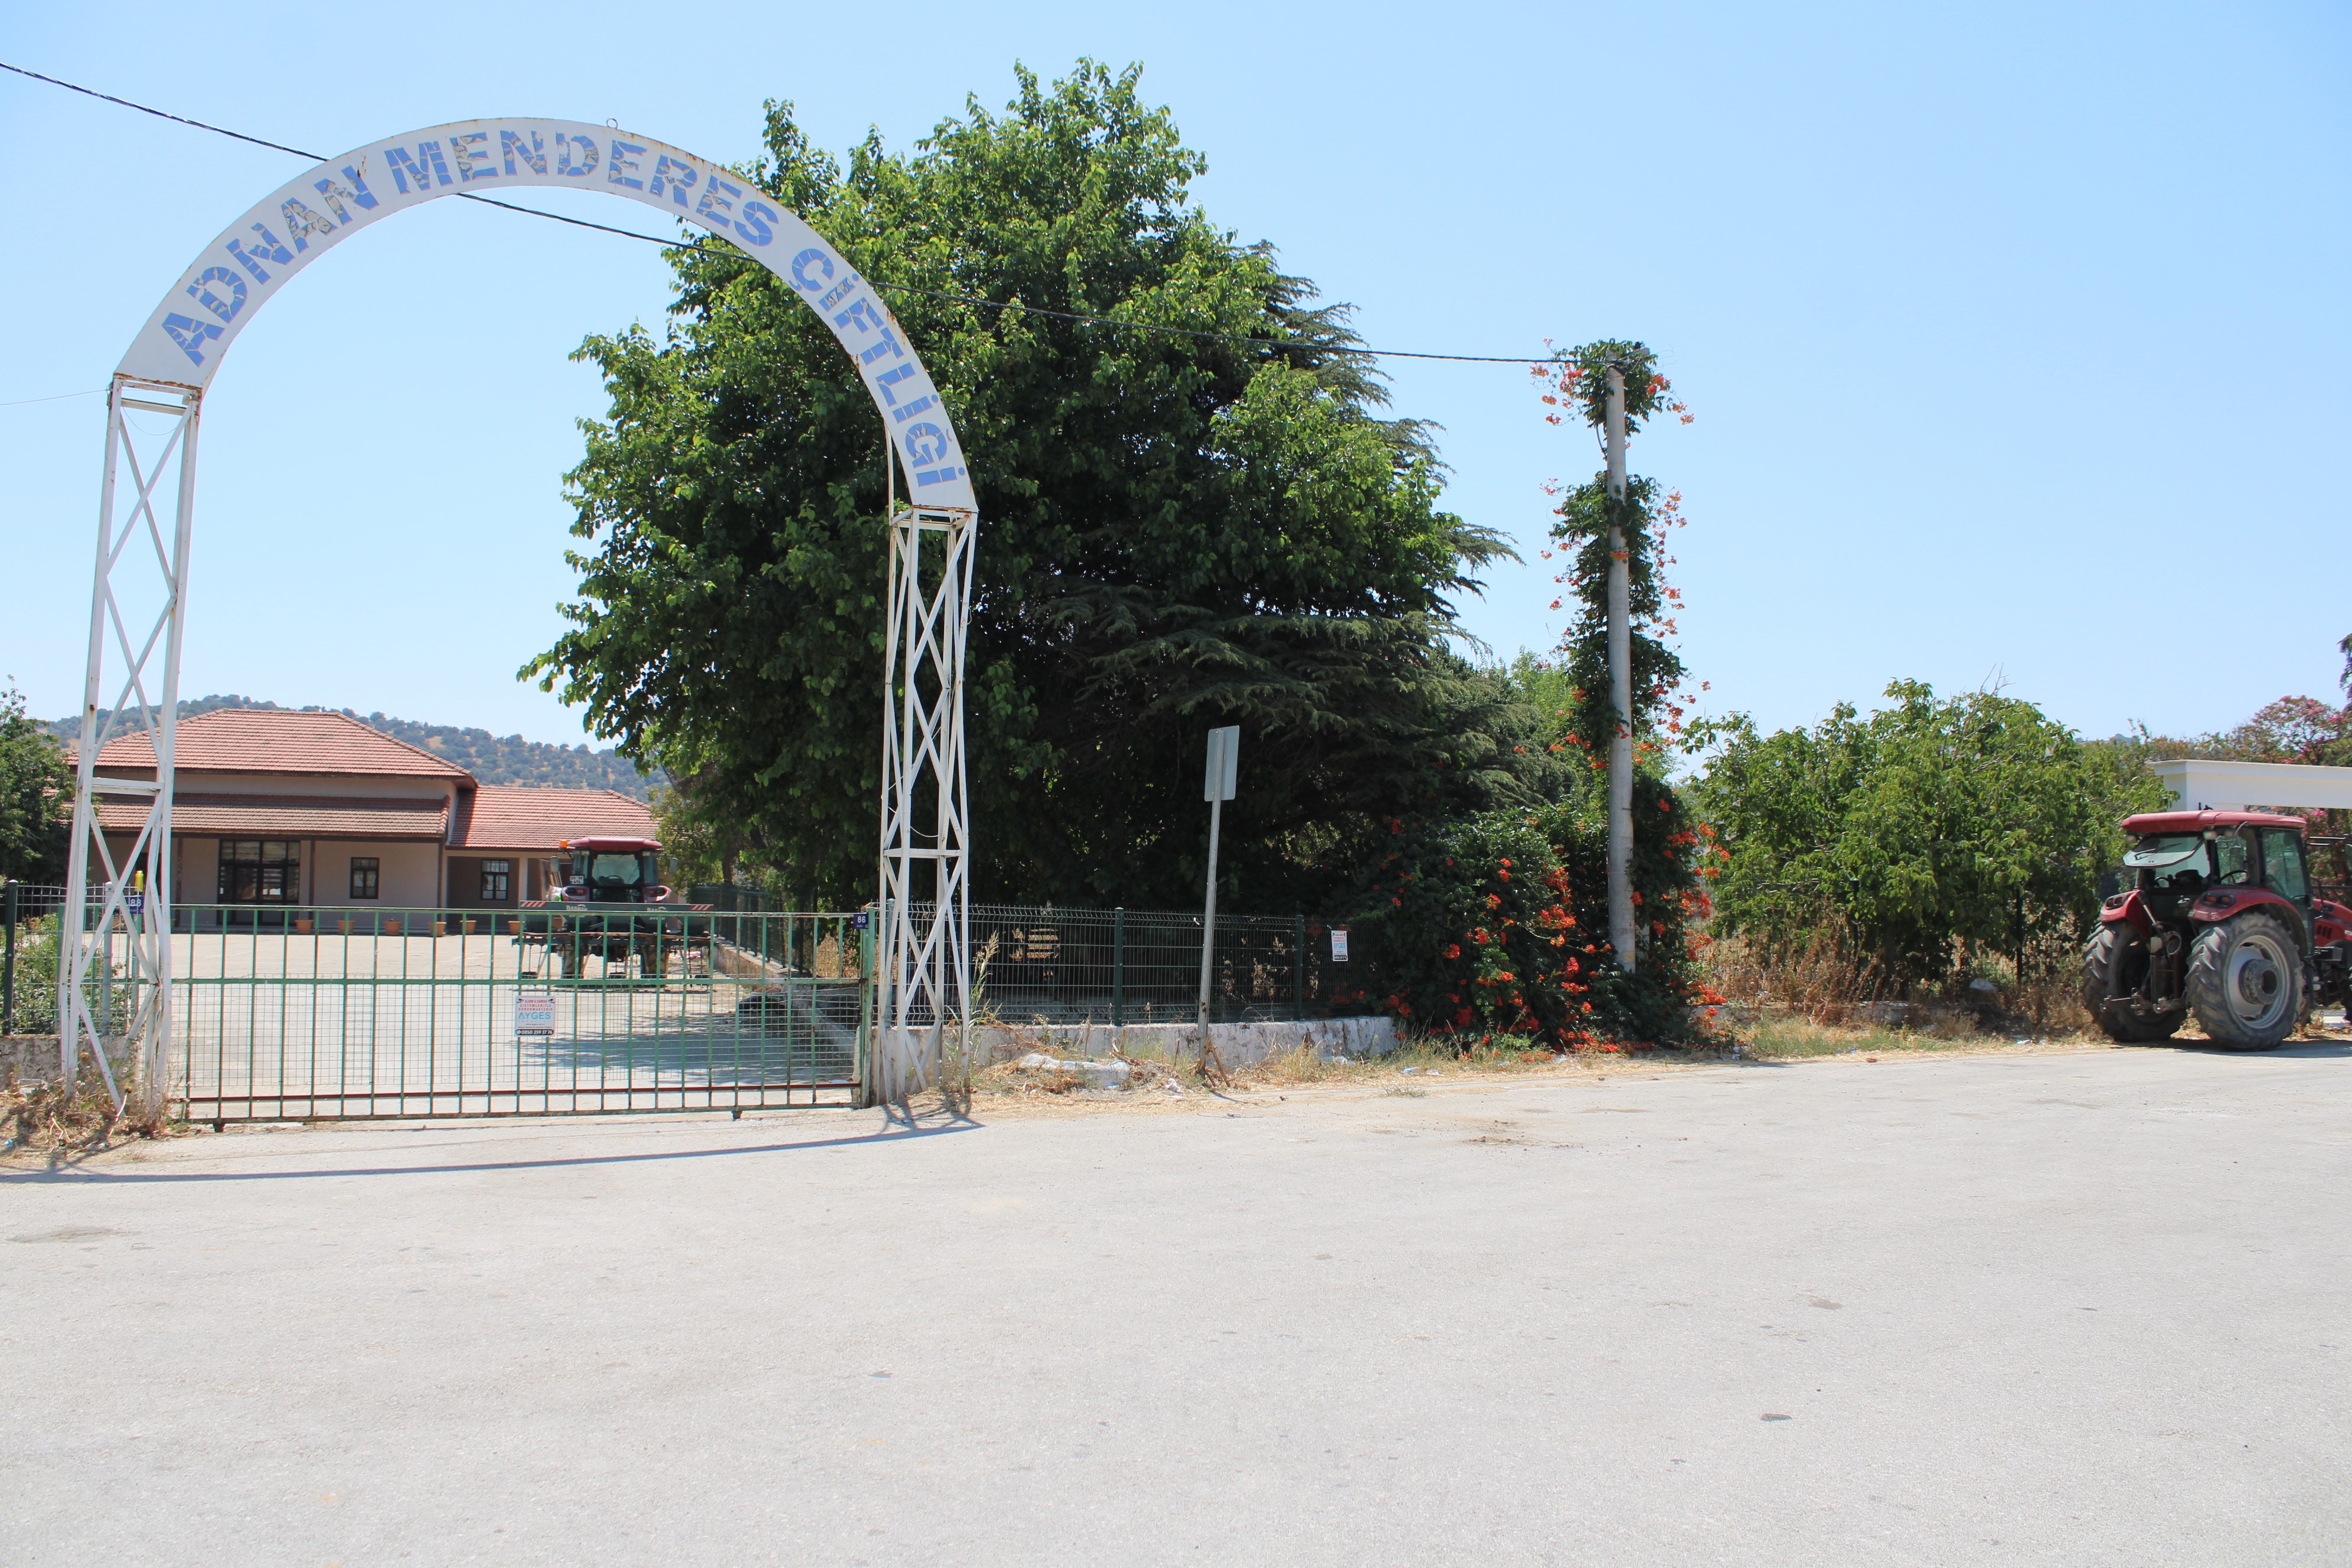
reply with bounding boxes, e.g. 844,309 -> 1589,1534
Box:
531,63 -> 1525,910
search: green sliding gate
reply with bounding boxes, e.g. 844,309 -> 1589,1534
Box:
148,904 -> 868,1122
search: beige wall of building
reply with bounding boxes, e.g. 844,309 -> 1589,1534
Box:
316,841 -> 442,910
105,835 -> 443,913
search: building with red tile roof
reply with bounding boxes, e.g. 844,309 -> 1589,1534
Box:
87,708 -> 655,919
449,785 -> 659,853
90,708 -> 472,780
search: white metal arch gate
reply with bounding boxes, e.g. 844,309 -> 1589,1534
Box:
63,118 -> 971,1116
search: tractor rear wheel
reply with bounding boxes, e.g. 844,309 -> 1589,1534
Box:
2186,909 -> 2302,1050
2079,926 -> 2183,1043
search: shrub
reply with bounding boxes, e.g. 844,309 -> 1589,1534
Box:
1348,776 -> 1720,1048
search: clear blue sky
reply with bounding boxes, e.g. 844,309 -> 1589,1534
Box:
3,2 -> 2346,749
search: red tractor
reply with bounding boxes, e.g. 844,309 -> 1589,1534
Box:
2083,809 -> 2352,1049
527,835 -> 691,981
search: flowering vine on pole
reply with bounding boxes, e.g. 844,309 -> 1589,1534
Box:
1531,339 -> 1696,974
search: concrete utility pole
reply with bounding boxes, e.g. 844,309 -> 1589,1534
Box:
1604,363 -> 1636,973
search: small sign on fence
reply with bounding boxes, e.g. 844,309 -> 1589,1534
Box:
853,912 -> 870,930
1330,927 -> 1349,962
125,893 -> 143,914
515,992 -> 557,1037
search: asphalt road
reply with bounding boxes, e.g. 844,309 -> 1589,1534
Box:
5,1044 -> 2347,1566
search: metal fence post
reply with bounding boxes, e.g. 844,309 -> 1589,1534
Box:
2,880 -> 17,1035
1293,911 -> 1305,1020
1111,907 -> 1125,1027
857,911 -> 876,1107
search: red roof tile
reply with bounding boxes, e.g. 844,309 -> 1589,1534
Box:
450,786 -> 656,852
95,793 -> 450,840
89,709 -> 472,780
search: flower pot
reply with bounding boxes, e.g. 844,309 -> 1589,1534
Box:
462,917 -> 479,936
337,919 -> 352,935
383,919 -> 402,936
293,918 -> 313,934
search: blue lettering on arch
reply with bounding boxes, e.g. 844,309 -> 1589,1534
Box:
184,266 -> 246,322
557,134 -> 599,177
450,131 -> 496,181
873,362 -> 919,407
161,313 -> 223,367
902,422 -> 950,467
734,201 -> 777,247
606,140 -> 647,190
649,155 -> 698,207
277,197 -> 336,251
314,169 -> 378,221
858,328 -> 905,364
835,297 -> 886,337
383,141 -> 452,193
913,463 -> 965,489
695,175 -> 741,227
226,224 -> 293,282
501,129 -> 548,175
789,248 -> 833,291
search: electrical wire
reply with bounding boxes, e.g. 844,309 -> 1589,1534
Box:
1,59 -> 1544,366
0,387 -> 104,408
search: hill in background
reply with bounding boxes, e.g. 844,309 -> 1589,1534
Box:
51,695 -> 659,800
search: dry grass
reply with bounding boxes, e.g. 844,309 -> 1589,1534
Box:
1706,926 -> 1889,1024
1742,1014 -> 2064,1060
1,1070 -> 175,1160
1704,922 -> 2098,1041
954,1030 -> 1737,1115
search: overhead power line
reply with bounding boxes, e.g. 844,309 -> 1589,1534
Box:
1,60 -> 1542,367
0,386 -> 105,409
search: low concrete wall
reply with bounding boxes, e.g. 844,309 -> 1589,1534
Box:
708,939 -> 789,983
969,1015 -> 1397,1069
2,1034 -> 138,1090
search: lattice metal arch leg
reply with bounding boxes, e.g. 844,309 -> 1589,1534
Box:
871,503 -> 974,1106
62,376 -> 201,1121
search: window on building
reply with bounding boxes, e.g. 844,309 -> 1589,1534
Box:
481,860 -> 511,903
218,840 -> 300,904
349,857 -> 380,900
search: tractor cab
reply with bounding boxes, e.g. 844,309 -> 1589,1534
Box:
558,836 -> 672,907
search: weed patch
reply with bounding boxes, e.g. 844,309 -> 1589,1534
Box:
1,1070 -> 175,1159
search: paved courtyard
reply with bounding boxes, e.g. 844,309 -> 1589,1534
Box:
4,1043 -> 2347,1566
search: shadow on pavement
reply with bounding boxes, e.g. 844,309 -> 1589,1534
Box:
2,1118 -> 976,1186
2168,1038 -> 2352,1058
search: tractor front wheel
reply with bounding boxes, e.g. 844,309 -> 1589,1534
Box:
2080,926 -> 2183,1043
2186,910 -> 2303,1050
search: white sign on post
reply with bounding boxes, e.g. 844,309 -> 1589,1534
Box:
1203,726 -> 1239,802
1331,927 -> 1350,962
515,993 -> 557,1038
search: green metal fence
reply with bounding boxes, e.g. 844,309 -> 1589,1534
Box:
147,903 -> 870,1122
953,903 -> 1370,1025
4,883 -> 90,1041
18,891 -> 1376,1121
